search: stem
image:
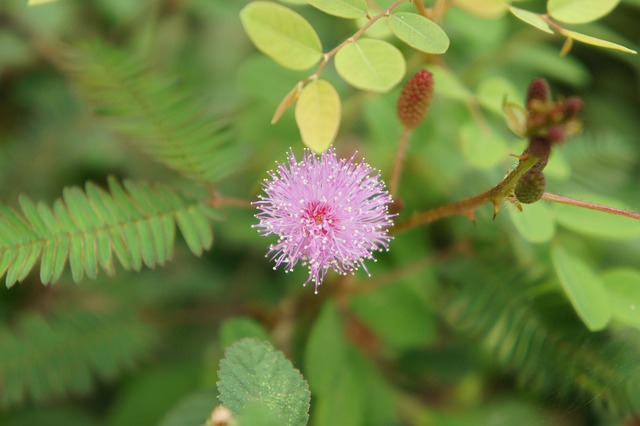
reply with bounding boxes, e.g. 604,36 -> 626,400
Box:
393,155 -> 537,234
389,127 -> 411,197
542,192 -> 640,221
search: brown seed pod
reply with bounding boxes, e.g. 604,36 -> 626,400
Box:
515,169 -> 546,204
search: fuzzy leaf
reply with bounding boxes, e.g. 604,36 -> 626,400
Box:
509,7 -> 553,34
0,177 -> 214,287
240,1 -> 323,70
551,245 -> 611,331
559,28 -> 637,54
295,79 -> 341,152
388,13 -> 449,54
335,39 -> 406,93
217,338 -> 310,426
307,0 -> 367,19
548,0 -> 621,24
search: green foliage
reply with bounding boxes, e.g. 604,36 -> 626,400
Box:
217,338 -> 311,426
295,79 -> 341,152
69,43 -> 242,183
307,0 -> 368,19
0,309 -> 155,408
388,12 -> 450,54
0,177 -> 215,287
442,256 -> 640,414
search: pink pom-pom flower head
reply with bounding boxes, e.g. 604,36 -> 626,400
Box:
254,149 -> 395,293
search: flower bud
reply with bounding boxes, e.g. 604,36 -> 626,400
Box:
562,96 -> 584,119
397,69 -> 434,129
547,125 -> 565,143
526,78 -> 551,110
515,169 -> 546,204
527,137 -> 551,160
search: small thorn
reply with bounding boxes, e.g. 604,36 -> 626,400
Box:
463,209 -> 475,224
511,152 -> 529,161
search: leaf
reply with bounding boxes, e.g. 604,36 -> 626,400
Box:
559,28 -> 637,54
217,338 -> 310,426
158,390 -> 217,426
455,0 -> 509,18
219,317 -> 271,349
388,12 -> 449,54
0,177 -> 215,287
428,65 -> 472,101
551,245 -> 611,331
459,121 -> 509,169
307,0 -> 368,19
240,1 -> 323,70
70,43 -> 243,183
295,79 -> 341,152
476,76 -> 521,116
551,193 -> 640,240
509,6 -> 553,34
334,39 -> 406,93
548,0 -> 621,24
28,0 -> 57,4
601,268 -> 640,330
0,309 -> 155,408
508,202 -> 556,243
271,83 -> 302,124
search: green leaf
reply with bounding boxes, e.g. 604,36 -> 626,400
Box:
476,76 -> 521,116
428,65 -> 472,101
217,338 -> 310,426
551,245 -> 611,331
307,0 -> 368,19
28,0 -> 57,4
334,39 -> 406,93
240,1 -> 323,70
509,6 -> 553,34
388,12 -> 449,54
551,193 -> 640,240
459,121 -> 509,169
295,79 -> 341,152
548,0 -> 621,24
158,389 -> 217,426
455,0 -> 509,17
508,202 -> 556,243
601,268 -> 640,330
0,310 -> 155,408
560,28 -> 637,54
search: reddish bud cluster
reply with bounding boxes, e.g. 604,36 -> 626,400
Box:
397,69 -> 434,129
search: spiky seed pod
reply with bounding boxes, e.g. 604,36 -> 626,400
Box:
397,69 -> 434,129
526,78 -> 551,110
515,169 -> 546,204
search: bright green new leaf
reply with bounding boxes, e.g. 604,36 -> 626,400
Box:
429,65 -> 472,101
551,245 -> 611,331
335,39 -> 406,93
601,268 -> 640,330
548,0 -> 620,24
560,28 -> 637,54
388,13 -> 449,54
508,202 -> 556,244
217,338 -> 310,426
240,2 -> 323,70
307,0 -> 368,19
295,79 -> 341,152
459,121 -> 509,169
509,6 -> 553,34
551,193 -> 640,240
28,0 -> 57,5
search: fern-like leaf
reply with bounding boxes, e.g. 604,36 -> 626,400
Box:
0,177 -> 215,287
441,257 -> 640,415
67,42 -> 243,183
0,309 -> 155,407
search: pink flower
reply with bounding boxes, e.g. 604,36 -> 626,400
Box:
254,149 -> 395,293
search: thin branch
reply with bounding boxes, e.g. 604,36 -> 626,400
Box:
542,192 -> 640,221
389,127 -> 411,197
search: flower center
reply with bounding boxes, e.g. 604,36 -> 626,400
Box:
301,201 -> 337,237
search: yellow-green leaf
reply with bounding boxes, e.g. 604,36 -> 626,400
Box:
455,0 -> 509,18
548,0 -> 620,24
388,13 -> 449,54
334,39 -> 406,93
560,28 -> 637,54
28,0 -> 57,4
272,83 -> 303,124
295,79 -> 341,152
508,202 -> 556,243
601,268 -> 640,330
509,6 -> 553,34
551,245 -> 611,331
307,0 -> 367,19
240,1 -> 323,71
